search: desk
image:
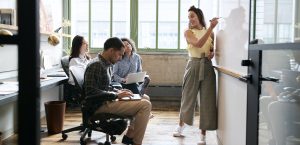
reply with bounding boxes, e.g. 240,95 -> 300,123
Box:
0,69 -> 68,106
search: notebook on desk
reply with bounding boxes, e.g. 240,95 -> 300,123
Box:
119,94 -> 142,101
124,72 -> 146,84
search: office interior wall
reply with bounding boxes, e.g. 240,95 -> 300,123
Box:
0,0 -> 63,75
0,45 -> 18,73
140,53 -> 187,86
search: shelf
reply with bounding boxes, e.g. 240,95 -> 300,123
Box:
0,24 -> 18,31
0,24 -> 71,38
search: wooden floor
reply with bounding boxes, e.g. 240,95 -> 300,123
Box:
3,110 -> 218,145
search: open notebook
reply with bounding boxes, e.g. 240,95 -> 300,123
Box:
119,94 -> 142,101
124,72 -> 146,84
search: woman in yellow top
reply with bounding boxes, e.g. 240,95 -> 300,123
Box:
173,5 -> 219,145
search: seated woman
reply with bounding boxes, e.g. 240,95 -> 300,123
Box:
68,35 -> 91,85
65,35 -> 91,106
112,38 -> 150,95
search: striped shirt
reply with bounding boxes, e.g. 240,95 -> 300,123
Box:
112,53 -> 142,83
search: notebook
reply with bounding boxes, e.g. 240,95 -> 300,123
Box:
124,72 -> 146,84
119,94 -> 142,101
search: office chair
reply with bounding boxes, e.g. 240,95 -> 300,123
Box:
62,67 -> 128,145
61,56 -> 82,107
61,56 -> 70,77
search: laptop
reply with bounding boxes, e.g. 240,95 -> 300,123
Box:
119,94 -> 142,101
124,72 -> 146,84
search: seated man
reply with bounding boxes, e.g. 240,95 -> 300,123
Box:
84,37 -> 151,145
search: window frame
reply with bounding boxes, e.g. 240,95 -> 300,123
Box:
65,0 -> 201,52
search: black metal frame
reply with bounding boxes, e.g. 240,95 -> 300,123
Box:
0,0 -> 40,145
18,0 -> 41,145
246,49 -> 261,145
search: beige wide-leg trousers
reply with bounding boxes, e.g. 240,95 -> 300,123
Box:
179,57 -> 217,130
95,99 -> 151,144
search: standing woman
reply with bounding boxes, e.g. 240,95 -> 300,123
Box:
112,38 -> 150,95
173,6 -> 218,145
68,35 -> 91,85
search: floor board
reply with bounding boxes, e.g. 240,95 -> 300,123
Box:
3,110 -> 218,145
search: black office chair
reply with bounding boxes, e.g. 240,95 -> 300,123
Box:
61,56 -> 82,107
62,67 -> 128,145
61,56 -> 70,77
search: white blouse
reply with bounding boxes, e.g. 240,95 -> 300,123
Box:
68,54 -> 90,85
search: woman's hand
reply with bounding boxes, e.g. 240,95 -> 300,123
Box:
208,50 -> 214,59
209,17 -> 219,30
121,78 -> 127,83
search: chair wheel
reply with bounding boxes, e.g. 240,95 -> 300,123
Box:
110,136 -> 116,142
88,130 -> 92,137
62,133 -> 68,140
104,141 -> 111,145
80,140 -> 86,145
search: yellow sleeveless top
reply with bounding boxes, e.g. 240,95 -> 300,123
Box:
186,28 -> 213,58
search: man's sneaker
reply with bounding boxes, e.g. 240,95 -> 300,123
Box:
173,125 -> 185,137
197,134 -> 206,145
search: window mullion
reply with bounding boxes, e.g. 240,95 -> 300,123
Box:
88,0 -> 91,49
110,0 -> 113,37
156,0 -> 159,50
178,0 -> 181,49
130,0 -> 138,48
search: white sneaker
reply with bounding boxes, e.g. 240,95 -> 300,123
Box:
197,135 -> 206,145
173,125 -> 185,137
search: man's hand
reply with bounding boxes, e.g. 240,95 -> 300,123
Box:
117,90 -> 133,99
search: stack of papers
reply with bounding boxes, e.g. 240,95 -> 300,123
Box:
0,82 -> 19,95
124,72 -> 146,84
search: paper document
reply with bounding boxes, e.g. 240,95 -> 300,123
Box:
124,72 -> 146,84
119,94 -> 142,101
0,82 -> 19,95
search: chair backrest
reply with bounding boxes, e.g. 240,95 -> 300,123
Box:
69,66 -> 87,104
61,56 -> 70,77
69,66 -> 85,89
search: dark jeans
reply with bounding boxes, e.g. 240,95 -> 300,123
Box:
121,76 -> 151,95
121,83 -> 140,94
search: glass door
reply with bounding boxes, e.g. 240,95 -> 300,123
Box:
247,0 -> 300,145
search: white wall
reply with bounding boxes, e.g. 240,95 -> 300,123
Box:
200,0 -> 250,145
140,53 -> 187,86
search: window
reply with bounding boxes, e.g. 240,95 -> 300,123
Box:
157,0 -> 178,49
71,0 -> 89,41
253,0 -> 295,43
180,0 -> 199,49
112,0 -> 130,38
138,0 -> 156,49
68,0 -> 200,51
91,0 -> 110,48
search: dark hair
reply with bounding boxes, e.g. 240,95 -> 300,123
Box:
188,5 -> 206,28
69,35 -> 90,61
103,37 -> 125,51
121,38 -> 137,53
